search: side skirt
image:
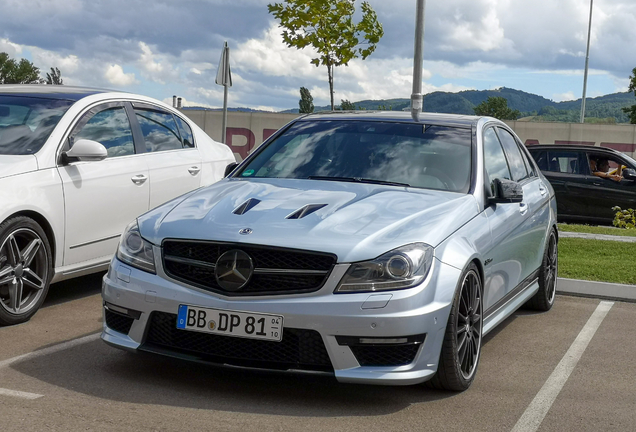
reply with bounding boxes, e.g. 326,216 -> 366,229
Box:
483,269 -> 540,336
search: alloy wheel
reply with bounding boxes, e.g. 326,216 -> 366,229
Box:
455,270 -> 482,380
0,228 -> 49,316
545,234 -> 558,304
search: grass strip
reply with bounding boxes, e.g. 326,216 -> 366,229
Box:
558,237 -> 636,285
557,223 -> 636,237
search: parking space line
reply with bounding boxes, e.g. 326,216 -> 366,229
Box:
511,300 -> 614,432
0,388 -> 44,400
0,332 -> 101,370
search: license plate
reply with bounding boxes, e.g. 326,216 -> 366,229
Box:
176,305 -> 284,342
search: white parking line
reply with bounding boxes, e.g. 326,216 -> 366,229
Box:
0,388 -> 44,400
511,300 -> 614,432
0,332 -> 101,370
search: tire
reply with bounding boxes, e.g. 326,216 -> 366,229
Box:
525,229 -> 558,311
0,216 -> 53,326
428,263 -> 483,391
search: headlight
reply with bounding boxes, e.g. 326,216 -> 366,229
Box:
116,220 -> 156,273
335,243 -> 433,293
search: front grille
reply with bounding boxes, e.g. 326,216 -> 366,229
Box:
162,240 -> 336,296
350,344 -> 421,367
142,312 -> 333,372
105,309 -> 134,335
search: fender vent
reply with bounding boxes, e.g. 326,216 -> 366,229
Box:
286,204 -> 327,219
233,198 -> 261,215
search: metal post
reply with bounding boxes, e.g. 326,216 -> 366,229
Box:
222,83 -> 228,144
411,0 -> 426,121
580,0 -> 593,123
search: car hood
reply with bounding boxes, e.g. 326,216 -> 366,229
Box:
0,155 -> 38,179
139,178 -> 480,263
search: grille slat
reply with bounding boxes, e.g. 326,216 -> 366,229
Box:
143,312 -> 333,372
162,241 -> 336,296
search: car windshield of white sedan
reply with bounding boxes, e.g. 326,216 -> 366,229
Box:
238,121 -> 473,193
0,96 -> 74,155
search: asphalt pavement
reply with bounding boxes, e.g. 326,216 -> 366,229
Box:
1,273 -> 635,432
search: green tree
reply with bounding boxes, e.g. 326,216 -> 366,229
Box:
45,67 -> 63,85
473,96 -> 521,120
268,0 -> 383,110
621,67 -> 636,124
0,52 -> 43,84
339,99 -> 355,110
299,86 -> 314,113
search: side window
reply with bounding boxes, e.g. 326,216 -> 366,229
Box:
174,116 -> 195,148
134,108 -> 183,152
529,150 -> 548,171
483,127 -> 511,194
547,151 -> 582,174
497,128 -> 529,181
71,106 -> 135,158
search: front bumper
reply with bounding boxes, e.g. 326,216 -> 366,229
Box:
101,254 -> 461,385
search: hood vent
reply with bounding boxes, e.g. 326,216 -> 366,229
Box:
286,204 -> 328,220
233,198 -> 261,215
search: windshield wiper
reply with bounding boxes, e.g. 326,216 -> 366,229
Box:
307,176 -> 410,187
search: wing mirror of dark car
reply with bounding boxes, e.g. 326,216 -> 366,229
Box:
622,168 -> 636,180
62,139 -> 108,162
489,178 -> 524,204
224,162 -> 239,177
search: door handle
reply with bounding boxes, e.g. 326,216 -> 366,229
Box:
519,203 -> 528,215
188,166 -> 201,176
131,174 -> 148,185
539,183 -> 547,196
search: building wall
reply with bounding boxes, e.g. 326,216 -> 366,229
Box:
180,109 -> 636,160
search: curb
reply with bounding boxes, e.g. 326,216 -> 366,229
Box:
557,277 -> 636,303
559,231 -> 636,243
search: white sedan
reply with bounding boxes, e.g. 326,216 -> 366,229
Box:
0,85 -> 235,325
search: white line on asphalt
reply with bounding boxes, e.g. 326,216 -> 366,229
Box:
0,332 -> 101,370
0,388 -> 44,400
511,300 -> 614,432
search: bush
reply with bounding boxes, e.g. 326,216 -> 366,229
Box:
612,206 -> 636,229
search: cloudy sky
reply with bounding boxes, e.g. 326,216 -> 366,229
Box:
1,0 -> 635,111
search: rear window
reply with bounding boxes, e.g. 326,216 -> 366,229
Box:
237,120 -> 473,193
0,96 -> 74,155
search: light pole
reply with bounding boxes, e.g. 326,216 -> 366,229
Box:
411,0 -> 426,121
580,0 -> 593,123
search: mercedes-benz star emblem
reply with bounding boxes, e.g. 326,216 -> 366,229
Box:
215,249 -> 254,291
239,228 -> 253,235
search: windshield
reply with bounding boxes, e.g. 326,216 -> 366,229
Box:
237,120 -> 473,193
0,95 -> 75,155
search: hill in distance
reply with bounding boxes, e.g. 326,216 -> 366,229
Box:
282,87 -> 635,123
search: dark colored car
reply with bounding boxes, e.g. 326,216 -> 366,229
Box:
528,145 -> 636,225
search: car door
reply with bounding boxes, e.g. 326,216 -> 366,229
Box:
497,127 -> 550,277
482,126 -> 549,312
57,102 -> 149,267
129,104 -> 203,209
584,152 -> 636,223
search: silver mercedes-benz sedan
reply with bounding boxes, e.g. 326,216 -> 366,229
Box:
101,112 -> 558,391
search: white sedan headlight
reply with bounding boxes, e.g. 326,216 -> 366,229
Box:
116,220 -> 156,273
335,243 -> 434,293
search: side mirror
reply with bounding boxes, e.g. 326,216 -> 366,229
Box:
224,162 -> 239,177
489,178 -> 523,204
623,168 -> 636,180
63,139 -> 108,162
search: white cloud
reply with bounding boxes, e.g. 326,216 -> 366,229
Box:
233,23 -> 324,80
0,38 -> 22,56
553,91 -> 576,102
104,64 -> 138,86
